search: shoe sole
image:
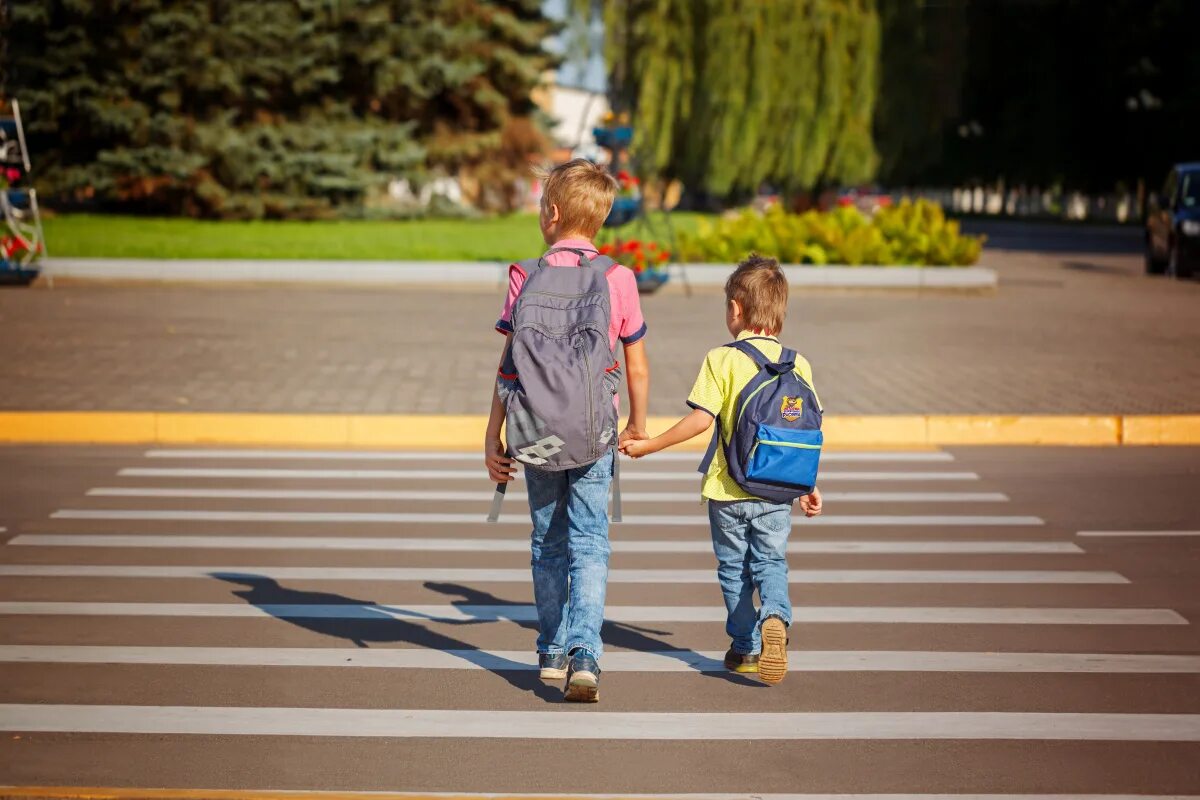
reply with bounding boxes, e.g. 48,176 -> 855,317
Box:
725,662 -> 759,674
564,670 -> 599,703
759,617 -> 788,685
539,667 -> 568,681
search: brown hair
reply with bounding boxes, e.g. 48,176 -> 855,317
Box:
725,253 -> 789,334
537,158 -> 618,238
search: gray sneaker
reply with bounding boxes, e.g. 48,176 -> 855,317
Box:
564,650 -> 601,703
538,652 -> 568,681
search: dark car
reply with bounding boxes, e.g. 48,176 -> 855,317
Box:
1145,162 -> 1200,278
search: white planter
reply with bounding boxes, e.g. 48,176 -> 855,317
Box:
42,258 -> 997,290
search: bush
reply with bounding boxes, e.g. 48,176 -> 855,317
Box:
676,199 -> 984,266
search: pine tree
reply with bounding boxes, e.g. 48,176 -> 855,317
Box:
3,0 -> 555,217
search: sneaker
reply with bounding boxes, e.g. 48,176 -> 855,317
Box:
723,648 -> 760,674
564,650 -> 601,703
538,652 -> 568,681
758,615 -> 789,685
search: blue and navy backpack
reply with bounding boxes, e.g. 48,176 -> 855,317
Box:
699,337 -> 823,504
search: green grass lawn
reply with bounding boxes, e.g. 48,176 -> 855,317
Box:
43,212 -> 710,261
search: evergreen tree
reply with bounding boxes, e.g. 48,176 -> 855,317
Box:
3,0 -> 555,217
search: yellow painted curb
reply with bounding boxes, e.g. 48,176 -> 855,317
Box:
0,412 -> 156,443
1122,414 -> 1200,445
2,412 -> 1200,447
925,415 -> 1122,445
0,789 -> 621,800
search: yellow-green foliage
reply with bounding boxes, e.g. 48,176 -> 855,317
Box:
677,199 -> 984,266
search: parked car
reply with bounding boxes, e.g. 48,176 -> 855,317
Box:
1145,162 -> 1200,278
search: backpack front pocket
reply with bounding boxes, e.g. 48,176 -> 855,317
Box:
746,424 -> 822,491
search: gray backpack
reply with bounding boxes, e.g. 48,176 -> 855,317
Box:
488,247 -> 622,522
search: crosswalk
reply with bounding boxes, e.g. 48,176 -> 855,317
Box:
0,446 -> 1197,793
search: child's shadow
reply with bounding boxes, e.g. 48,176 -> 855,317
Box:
211,572 -> 562,702
425,581 -> 762,688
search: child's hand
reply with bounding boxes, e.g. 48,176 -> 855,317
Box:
799,487 -> 823,518
484,439 -> 516,483
620,438 -> 654,459
618,425 -> 649,447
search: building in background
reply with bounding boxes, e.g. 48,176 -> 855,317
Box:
537,0 -> 609,163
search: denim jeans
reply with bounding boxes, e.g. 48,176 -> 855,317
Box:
524,449 -> 613,660
707,498 -> 793,655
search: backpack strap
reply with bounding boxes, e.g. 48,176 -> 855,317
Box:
727,339 -> 795,374
590,254 -> 617,273
514,256 -> 544,277
540,246 -> 600,267
698,414 -> 722,476
610,446 -> 622,523
486,479 -> 507,523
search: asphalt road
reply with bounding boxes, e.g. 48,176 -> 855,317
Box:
0,444 -> 1198,794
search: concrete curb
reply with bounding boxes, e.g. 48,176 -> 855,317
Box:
1,413 -> 1196,447
41,258 -> 997,290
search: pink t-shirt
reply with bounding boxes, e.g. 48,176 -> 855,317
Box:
495,238 -> 647,349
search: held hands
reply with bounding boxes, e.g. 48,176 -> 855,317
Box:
484,438 -> 516,483
799,487 -> 823,518
619,438 -> 655,459
618,425 -> 652,458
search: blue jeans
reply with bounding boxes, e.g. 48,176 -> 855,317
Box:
524,449 -> 613,660
707,498 -> 792,655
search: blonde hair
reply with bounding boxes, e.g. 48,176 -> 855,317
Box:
725,253 -> 789,334
537,158 -> 618,238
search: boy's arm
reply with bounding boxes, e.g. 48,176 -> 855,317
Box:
619,339 -> 650,445
484,335 -> 516,483
620,408 -> 712,458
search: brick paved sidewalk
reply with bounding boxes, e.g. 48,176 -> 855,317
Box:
1,248 -> 1198,415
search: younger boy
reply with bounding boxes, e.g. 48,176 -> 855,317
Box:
620,254 -> 821,684
485,159 -> 651,702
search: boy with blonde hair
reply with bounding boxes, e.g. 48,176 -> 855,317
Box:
485,159 -> 650,702
622,254 -> 822,684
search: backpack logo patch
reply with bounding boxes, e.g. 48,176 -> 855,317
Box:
780,396 -> 804,422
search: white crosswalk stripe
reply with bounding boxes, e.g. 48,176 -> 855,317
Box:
1078,530 -> 1200,537
86,487 -> 1011,503
51,509 -> 1044,526
2,446 -> 1196,794
4,646 -> 1198,673
0,565 -> 1125,583
4,705 -> 1199,740
117,467 -> 983,481
0,602 -> 1184,625
145,448 -> 959,463
9,534 -> 1084,554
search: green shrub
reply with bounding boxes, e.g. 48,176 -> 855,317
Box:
676,199 -> 984,266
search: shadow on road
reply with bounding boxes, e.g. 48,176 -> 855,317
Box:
425,581 -> 763,689
212,573 -> 763,694
212,573 -> 561,702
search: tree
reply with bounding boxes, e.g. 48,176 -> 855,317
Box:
873,0 -> 966,186
2,0 -> 556,217
581,0 -> 881,203
874,0 -> 1200,193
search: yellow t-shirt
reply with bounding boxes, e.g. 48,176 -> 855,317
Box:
687,331 -> 820,501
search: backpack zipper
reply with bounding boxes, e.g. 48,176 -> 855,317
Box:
749,439 -> 822,461
581,344 -> 597,458
736,375 -> 780,429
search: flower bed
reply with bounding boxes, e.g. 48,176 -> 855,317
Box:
676,199 -> 985,267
